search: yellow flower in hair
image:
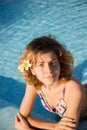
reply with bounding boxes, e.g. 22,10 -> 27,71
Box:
23,60 -> 32,70
18,60 -> 32,72
18,64 -> 24,72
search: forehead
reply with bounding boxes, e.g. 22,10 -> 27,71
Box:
36,51 -> 58,62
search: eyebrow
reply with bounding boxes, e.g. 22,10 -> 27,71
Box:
38,58 -> 57,63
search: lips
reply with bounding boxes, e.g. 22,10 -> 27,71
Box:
44,74 -> 56,79
44,76 -> 53,79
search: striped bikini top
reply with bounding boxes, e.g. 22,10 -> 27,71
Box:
39,87 -> 67,117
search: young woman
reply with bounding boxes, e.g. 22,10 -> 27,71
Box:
15,36 -> 87,130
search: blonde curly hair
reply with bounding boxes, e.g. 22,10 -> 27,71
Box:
18,36 -> 73,89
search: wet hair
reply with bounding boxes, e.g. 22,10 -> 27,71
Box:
18,35 -> 73,89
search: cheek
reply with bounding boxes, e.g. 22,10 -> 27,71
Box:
54,65 -> 60,76
35,72 -> 44,82
31,68 -> 44,81
33,68 -> 43,76
55,64 -> 60,71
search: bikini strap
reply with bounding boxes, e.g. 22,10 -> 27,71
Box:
62,87 -> 65,98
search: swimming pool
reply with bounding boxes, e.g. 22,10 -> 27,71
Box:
0,0 -> 87,130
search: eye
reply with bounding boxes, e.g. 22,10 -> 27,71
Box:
51,61 -> 57,66
37,63 -> 44,67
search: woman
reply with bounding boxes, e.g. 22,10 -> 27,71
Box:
15,36 -> 87,130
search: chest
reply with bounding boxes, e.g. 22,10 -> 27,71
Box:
40,87 -> 66,108
38,87 -> 67,117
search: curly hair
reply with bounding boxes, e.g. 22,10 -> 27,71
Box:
18,36 -> 73,89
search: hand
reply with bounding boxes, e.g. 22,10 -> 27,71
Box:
54,116 -> 77,130
15,112 -> 32,130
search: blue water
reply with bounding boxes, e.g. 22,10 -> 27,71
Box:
0,0 -> 87,130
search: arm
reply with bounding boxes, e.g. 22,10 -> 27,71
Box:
17,84 -> 56,130
15,84 -> 77,130
65,81 -> 83,124
15,113 -> 34,130
54,80 -> 83,130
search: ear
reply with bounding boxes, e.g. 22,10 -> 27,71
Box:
30,67 -> 36,75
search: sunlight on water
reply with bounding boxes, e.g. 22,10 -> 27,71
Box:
0,0 -> 87,84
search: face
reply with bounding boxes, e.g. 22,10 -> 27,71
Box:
31,51 -> 60,87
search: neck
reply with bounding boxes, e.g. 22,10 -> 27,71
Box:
44,80 -> 60,90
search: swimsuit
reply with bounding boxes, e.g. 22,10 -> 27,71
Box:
38,84 -> 87,121
39,87 -> 67,117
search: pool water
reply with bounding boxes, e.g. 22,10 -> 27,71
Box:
0,0 -> 87,130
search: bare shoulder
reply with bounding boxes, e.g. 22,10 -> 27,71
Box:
64,78 -> 84,121
66,77 -> 82,90
65,77 -> 83,100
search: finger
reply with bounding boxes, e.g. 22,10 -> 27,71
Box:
59,120 -> 76,128
61,116 -> 74,121
58,124 -> 76,130
15,114 -> 20,123
15,114 -> 20,129
18,112 -> 28,125
61,116 -> 77,124
19,112 -> 26,119
17,112 -> 24,121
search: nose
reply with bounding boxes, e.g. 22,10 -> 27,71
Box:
44,63 -> 52,73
